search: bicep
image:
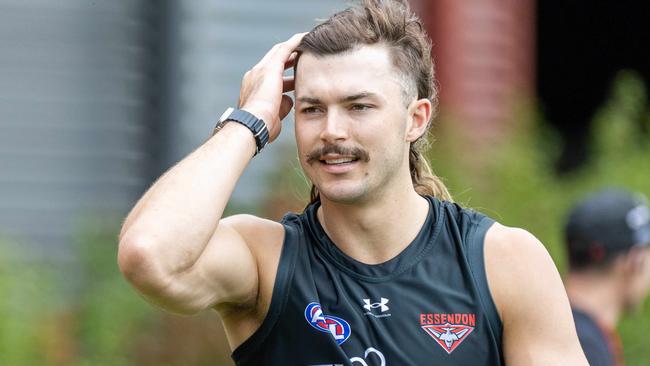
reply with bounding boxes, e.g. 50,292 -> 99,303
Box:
485,225 -> 587,365
145,215 -> 269,315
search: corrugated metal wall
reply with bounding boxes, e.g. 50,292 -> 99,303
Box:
0,0 -> 346,258
163,0 -> 344,207
0,0 -> 160,258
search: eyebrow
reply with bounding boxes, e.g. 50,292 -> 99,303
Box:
297,91 -> 380,105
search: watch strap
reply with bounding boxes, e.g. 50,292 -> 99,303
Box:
214,107 -> 269,156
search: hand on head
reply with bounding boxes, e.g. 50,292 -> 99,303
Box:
238,32 -> 308,143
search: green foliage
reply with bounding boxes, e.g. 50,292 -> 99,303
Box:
0,241 -> 61,365
0,223 -> 161,365
0,218 -> 234,366
70,222 -> 158,365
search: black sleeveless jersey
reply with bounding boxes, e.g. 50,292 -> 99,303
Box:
232,196 -> 504,365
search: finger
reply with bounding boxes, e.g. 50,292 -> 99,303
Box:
261,33 -> 308,67
282,76 -> 295,93
281,32 -> 308,55
258,42 -> 283,66
279,94 -> 294,120
284,52 -> 298,70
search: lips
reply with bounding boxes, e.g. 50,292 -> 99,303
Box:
322,156 -> 358,165
306,145 -> 370,166
317,155 -> 359,174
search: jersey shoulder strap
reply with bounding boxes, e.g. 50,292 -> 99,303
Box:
440,201 -> 502,347
461,206 -> 502,344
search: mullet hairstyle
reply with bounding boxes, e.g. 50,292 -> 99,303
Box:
295,0 -> 452,205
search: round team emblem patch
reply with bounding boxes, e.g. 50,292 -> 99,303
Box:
304,302 -> 351,345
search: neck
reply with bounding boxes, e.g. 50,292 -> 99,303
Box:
566,271 -> 624,330
317,184 -> 429,265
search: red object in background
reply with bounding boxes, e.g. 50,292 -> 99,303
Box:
414,0 -> 535,144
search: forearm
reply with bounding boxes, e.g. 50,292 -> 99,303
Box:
119,122 -> 256,274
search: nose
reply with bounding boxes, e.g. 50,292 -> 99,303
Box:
319,108 -> 349,143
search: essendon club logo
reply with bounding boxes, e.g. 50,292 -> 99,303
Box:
420,313 -> 475,354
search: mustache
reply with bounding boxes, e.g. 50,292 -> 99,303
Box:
306,144 -> 370,164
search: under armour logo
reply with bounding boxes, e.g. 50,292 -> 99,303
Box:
363,298 -> 389,313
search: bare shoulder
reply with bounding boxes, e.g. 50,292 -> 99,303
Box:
483,223 -> 559,318
484,223 -> 587,364
484,223 -> 550,260
221,213 -> 285,248
484,224 -> 555,277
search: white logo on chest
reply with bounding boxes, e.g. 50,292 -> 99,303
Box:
362,297 -> 391,318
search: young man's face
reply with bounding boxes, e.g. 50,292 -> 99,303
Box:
293,44 -> 415,204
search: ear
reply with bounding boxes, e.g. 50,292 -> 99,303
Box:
405,98 -> 431,142
616,247 -> 646,282
625,247 -> 648,273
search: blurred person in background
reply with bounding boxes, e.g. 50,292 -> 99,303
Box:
117,0 -> 587,364
565,188 -> 650,366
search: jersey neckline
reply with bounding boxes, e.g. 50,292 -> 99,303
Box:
303,195 -> 444,282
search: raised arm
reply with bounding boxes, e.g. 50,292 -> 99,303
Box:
117,33 -> 305,315
485,224 -> 588,365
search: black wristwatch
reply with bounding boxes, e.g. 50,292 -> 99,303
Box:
213,107 -> 269,156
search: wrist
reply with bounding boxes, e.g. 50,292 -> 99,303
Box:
240,104 -> 273,127
211,122 -> 257,156
213,107 -> 269,156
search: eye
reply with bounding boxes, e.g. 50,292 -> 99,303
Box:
300,106 -> 323,114
350,104 -> 372,111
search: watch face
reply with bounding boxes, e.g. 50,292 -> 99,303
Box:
212,108 -> 267,156
218,107 -> 235,123
212,107 -> 235,137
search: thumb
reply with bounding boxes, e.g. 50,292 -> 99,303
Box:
279,94 -> 294,121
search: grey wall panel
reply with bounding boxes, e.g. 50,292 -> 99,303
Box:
0,0 -> 160,259
163,0 -> 345,208
0,0 -> 347,259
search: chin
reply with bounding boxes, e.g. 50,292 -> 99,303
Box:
317,182 -> 371,204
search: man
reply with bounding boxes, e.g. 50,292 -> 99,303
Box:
565,189 -> 650,366
118,1 -> 587,364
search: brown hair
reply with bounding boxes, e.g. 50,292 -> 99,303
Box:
296,0 -> 452,204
